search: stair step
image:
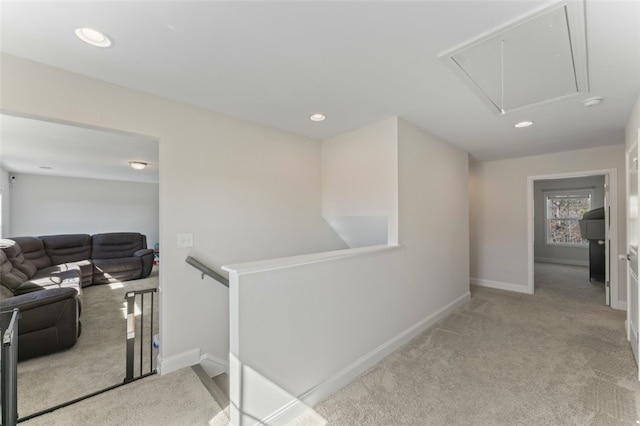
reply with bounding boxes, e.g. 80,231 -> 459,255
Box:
191,365 -> 230,411
212,372 -> 229,396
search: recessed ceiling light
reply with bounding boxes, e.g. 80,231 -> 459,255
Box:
310,113 -> 326,122
129,161 -> 147,170
514,121 -> 534,128
75,27 -> 113,48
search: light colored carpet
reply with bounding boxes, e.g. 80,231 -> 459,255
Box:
22,367 -> 228,426
19,262 -> 636,425
534,262 -> 605,305
310,263 -> 639,425
17,268 -> 159,418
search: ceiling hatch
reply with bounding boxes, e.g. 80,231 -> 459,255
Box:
439,1 -> 588,114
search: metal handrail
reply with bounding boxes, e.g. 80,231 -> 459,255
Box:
185,256 -> 229,287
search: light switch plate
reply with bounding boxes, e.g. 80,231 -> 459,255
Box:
177,233 -> 193,248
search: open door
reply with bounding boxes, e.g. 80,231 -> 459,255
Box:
625,134 -> 639,373
604,173 -> 611,306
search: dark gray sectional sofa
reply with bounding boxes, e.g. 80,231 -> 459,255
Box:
0,232 -> 154,360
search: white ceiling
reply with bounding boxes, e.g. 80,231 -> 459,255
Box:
1,0 -> 639,175
0,114 -> 159,183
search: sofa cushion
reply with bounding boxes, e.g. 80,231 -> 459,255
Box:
0,242 -> 29,290
41,234 -> 92,264
63,260 -> 93,287
1,282 -> 14,300
16,264 -> 82,297
11,236 -> 53,269
1,238 -> 38,279
92,232 -> 146,259
93,257 -> 143,284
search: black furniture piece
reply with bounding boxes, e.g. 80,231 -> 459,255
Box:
0,232 -> 154,360
579,207 -> 606,282
0,244 -> 81,361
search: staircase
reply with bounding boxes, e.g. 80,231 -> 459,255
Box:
192,365 -> 230,419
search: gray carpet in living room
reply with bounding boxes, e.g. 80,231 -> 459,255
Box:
22,262 -> 640,425
17,268 -> 161,418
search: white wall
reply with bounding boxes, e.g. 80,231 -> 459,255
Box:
8,173 -> 159,245
534,175 -> 605,266
321,117 -> 398,247
0,53 -> 346,372
0,167 -> 10,237
627,94 -> 640,148
225,118 -> 470,424
470,144 -> 626,304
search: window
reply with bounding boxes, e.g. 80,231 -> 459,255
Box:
545,190 -> 592,246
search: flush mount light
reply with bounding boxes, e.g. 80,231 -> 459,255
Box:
75,27 -> 113,48
310,113 -> 326,122
583,97 -> 603,107
514,121 -> 534,128
129,161 -> 147,170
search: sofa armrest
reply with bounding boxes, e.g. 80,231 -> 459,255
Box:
134,248 -> 154,278
1,287 -> 80,360
134,248 -> 154,258
0,287 -> 77,311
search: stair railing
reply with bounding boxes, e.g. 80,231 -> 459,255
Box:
1,308 -> 20,426
124,288 -> 158,383
185,256 -> 229,287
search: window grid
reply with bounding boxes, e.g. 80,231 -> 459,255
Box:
545,190 -> 592,247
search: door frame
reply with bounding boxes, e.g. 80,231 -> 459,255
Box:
526,168 -> 620,308
625,134 -> 639,358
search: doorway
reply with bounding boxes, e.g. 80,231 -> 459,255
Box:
527,169 -> 620,308
0,112 -> 161,419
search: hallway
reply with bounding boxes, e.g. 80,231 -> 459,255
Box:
313,272 -> 636,425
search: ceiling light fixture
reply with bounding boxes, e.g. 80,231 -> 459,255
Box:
310,113 -> 326,122
514,121 -> 534,128
583,97 -> 603,107
75,27 -> 113,48
129,161 -> 147,170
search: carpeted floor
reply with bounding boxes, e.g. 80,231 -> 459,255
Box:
534,262 -> 606,305
19,262 -> 637,425
21,367 -> 228,426
312,263 -> 638,425
17,268 -> 160,418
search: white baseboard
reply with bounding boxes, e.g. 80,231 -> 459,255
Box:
470,277 -> 531,295
200,353 -> 229,377
159,348 -> 200,375
262,291 -> 471,425
616,301 -> 627,311
535,257 -> 589,267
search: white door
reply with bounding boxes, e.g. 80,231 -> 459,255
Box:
626,135 -> 639,372
604,174 -> 611,306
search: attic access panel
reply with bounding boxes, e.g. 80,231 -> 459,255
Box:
440,1 -> 588,114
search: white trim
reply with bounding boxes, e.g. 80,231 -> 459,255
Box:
261,292 -> 471,425
223,244 -> 400,276
159,348 -> 200,375
618,301 -> 627,311
199,353 -> 229,378
470,277 -> 531,294
534,257 -> 589,267
527,168 -> 619,308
